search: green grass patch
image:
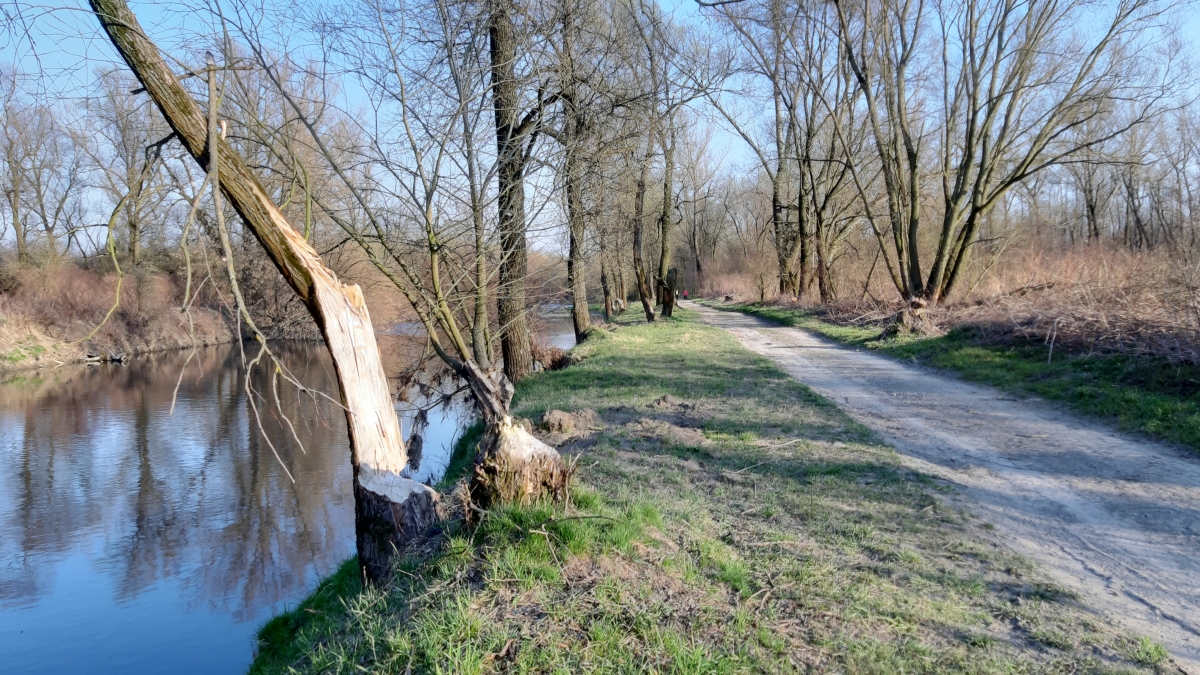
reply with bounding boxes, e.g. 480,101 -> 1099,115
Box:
1127,636 -> 1169,666
252,310 -> 1160,674
1,338 -> 46,364
721,302 -> 1200,453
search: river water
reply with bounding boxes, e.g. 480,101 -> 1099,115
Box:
0,313 -> 575,674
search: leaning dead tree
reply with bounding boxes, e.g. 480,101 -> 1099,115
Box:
88,0 -> 438,582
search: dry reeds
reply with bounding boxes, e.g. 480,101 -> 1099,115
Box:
946,242 -> 1200,362
720,236 -> 1200,363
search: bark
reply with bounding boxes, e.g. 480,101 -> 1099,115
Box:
662,268 -> 678,315
657,127 -> 676,318
616,266 -> 626,313
600,262 -> 613,322
89,0 -> 437,584
565,118 -> 589,341
465,114 -> 491,371
5,180 -> 24,265
490,0 -> 533,382
632,151 -> 656,322
772,179 -> 788,296
561,3 -> 590,343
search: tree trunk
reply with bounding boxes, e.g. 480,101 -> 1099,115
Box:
561,3 -> 590,343
129,216 -> 140,265
616,265 -> 626,313
89,0 -> 437,584
126,165 -> 141,266
6,182 -> 25,265
565,120 -> 589,342
490,0 -> 533,382
599,251 -> 614,322
456,359 -> 568,509
661,267 -> 678,317
656,126 -> 675,317
632,150 -> 656,322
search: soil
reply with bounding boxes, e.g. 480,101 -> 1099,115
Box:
689,301 -> 1200,673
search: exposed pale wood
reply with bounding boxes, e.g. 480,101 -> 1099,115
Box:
470,417 -> 570,510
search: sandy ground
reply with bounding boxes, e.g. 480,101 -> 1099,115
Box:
688,302 -> 1200,673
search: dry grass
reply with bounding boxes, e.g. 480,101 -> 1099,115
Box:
954,242 -> 1200,361
0,264 -> 234,369
712,237 -> 1200,363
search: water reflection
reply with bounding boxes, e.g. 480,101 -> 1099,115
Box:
0,344 -> 356,673
0,313 -> 576,674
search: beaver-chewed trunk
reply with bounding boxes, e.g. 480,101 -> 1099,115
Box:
457,360 -> 570,510
354,470 -> 441,582
469,418 -> 570,510
880,298 -> 937,338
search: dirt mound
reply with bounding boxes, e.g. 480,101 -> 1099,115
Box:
540,408 -> 603,433
628,418 -> 711,448
652,394 -> 685,408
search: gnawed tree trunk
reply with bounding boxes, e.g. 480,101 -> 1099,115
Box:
457,360 -> 569,510
90,0 -> 437,583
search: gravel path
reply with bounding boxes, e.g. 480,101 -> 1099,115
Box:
689,302 -> 1200,672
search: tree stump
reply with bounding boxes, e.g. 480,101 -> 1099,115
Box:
354,471 -> 441,582
469,418 -> 570,511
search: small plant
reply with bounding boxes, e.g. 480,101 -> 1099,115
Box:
1128,636 -> 1169,665
1030,627 -> 1074,650
961,632 -> 996,649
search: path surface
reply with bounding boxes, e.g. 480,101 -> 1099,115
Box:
688,302 -> 1200,672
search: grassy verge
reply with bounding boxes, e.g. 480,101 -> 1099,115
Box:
716,302 -> 1200,453
251,309 -> 1163,674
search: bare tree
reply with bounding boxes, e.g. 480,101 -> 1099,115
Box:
833,0 -> 1179,306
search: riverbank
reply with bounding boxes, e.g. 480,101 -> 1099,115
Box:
250,309 -> 1166,674
0,265 -> 235,372
710,301 -> 1200,455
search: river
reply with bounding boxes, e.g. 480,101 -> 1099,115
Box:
0,312 -> 576,674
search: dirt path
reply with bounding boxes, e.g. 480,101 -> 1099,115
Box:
689,302 -> 1200,672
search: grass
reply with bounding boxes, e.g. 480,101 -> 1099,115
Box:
1128,637 -> 1170,666
1,337 -> 46,364
251,309 -> 1160,674
719,302 -> 1200,453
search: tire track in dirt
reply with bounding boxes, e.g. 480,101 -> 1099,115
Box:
690,302 -> 1200,672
